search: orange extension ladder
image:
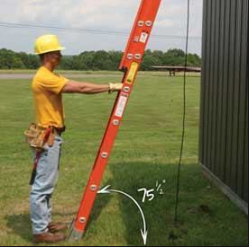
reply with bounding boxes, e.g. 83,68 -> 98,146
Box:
69,0 -> 162,241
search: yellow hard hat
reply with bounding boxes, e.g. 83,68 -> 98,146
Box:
34,34 -> 65,55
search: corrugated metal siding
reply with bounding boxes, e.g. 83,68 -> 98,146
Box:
200,0 -> 248,203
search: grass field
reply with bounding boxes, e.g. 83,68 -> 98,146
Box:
0,72 -> 248,246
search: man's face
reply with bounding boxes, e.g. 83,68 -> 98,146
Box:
44,51 -> 62,67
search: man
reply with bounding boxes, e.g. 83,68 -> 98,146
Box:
29,34 -> 122,243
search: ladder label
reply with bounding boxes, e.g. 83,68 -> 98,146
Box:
127,62 -> 139,84
139,32 -> 149,43
115,95 -> 128,117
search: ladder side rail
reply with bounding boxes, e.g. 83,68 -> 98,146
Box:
70,0 -> 162,240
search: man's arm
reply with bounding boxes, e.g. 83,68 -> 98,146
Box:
62,81 -> 122,94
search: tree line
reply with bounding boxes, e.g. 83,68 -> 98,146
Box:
0,48 -> 201,71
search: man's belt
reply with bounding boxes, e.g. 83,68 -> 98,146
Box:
53,126 -> 66,136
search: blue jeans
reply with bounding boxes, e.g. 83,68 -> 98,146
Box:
30,135 -> 63,235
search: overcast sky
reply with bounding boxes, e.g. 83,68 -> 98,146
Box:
0,0 -> 203,55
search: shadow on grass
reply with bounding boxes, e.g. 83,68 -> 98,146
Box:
6,213 -> 33,243
85,189 -> 112,233
108,161 -> 209,246
5,194 -> 111,244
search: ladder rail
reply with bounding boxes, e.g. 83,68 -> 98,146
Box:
119,0 -> 146,71
69,0 -> 162,241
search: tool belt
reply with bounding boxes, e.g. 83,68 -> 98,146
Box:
24,123 -> 65,151
25,123 -> 65,185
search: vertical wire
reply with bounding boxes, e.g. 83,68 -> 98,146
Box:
174,0 -> 191,223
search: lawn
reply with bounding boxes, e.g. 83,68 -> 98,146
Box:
0,72 -> 248,246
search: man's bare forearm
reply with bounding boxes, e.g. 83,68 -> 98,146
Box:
77,82 -> 110,94
62,80 -> 123,94
62,81 -> 110,94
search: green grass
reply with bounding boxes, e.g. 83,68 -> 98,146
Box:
0,72 -> 248,246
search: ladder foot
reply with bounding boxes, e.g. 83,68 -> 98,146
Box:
68,226 -> 84,242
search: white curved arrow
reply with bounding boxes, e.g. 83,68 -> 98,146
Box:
98,185 -> 148,245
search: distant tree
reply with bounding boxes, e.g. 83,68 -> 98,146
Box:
78,51 -> 95,70
18,52 -> 39,69
0,49 -> 25,69
187,53 -> 202,66
141,50 -> 163,70
108,51 -> 122,70
12,57 -> 25,69
166,49 -> 185,58
162,49 -> 185,66
60,56 -> 75,70
91,50 -> 112,70
0,48 -> 201,70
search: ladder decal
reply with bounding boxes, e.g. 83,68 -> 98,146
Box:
127,62 -> 139,84
69,0 -> 162,241
139,32 -> 149,43
115,95 -> 128,118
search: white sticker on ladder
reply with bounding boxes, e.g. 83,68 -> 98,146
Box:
139,32 -> 148,43
115,96 -> 128,118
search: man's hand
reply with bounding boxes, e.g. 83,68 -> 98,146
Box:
109,83 -> 123,93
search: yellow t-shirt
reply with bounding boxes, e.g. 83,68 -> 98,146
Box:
32,67 -> 68,128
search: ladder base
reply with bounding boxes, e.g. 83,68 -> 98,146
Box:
68,226 -> 84,242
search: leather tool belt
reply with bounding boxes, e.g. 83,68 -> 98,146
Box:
24,123 -> 65,151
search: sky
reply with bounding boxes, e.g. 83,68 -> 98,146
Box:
0,0 -> 203,55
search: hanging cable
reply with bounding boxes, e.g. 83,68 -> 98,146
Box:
0,21 -> 201,40
174,0 -> 190,223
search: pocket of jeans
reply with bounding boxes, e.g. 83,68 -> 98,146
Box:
55,136 -> 62,141
55,136 -> 63,144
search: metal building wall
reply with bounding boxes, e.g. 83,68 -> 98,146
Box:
200,0 -> 248,211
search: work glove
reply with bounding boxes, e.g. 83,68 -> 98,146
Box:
109,83 -> 123,93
